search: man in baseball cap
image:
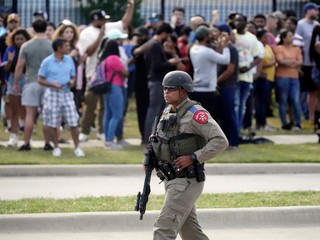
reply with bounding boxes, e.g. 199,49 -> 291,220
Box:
33,10 -> 48,20
90,9 -> 110,21
303,2 -> 319,14
296,2 -> 319,122
194,25 -> 211,40
78,0 -> 135,142
7,13 -> 20,24
147,13 -> 164,37
149,12 -> 163,23
213,23 -> 231,35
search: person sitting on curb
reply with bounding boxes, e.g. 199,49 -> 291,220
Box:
38,38 -> 85,157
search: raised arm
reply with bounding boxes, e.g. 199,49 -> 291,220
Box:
121,0 -> 135,30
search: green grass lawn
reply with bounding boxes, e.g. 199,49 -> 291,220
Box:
1,98 -> 319,165
0,191 -> 318,214
0,143 -> 320,164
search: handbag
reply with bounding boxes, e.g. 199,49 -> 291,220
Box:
89,60 -> 116,94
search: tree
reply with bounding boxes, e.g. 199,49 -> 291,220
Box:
77,0 -> 143,27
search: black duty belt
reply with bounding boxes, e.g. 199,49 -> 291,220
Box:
157,162 -> 196,181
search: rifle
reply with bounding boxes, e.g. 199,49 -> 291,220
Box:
135,116 -> 159,220
135,145 -> 157,220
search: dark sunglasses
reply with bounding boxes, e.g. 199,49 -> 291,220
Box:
163,86 -> 180,93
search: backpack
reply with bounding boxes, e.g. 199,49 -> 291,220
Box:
89,60 -> 116,94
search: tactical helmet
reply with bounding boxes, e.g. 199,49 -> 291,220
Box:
162,71 -> 194,92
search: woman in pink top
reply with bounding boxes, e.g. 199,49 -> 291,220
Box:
274,29 -> 303,131
99,40 -> 129,149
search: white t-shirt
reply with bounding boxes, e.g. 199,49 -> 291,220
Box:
79,21 -> 123,78
251,40 -> 265,75
233,30 -> 260,83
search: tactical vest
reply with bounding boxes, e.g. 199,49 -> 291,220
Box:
152,100 -> 207,163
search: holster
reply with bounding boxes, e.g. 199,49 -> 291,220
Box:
157,162 -> 205,182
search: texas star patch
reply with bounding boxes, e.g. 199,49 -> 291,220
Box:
193,110 -> 208,124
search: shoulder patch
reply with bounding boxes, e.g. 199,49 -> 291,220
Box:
193,110 -> 208,124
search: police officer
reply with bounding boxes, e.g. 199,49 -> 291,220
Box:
151,70 -> 229,239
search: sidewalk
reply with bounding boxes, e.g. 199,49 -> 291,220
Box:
0,134 -> 319,148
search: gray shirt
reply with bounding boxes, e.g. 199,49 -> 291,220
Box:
296,19 -> 319,66
190,44 -> 230,92
18,38 -> 52,83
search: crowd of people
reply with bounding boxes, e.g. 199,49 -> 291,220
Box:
0,1 -> 320,153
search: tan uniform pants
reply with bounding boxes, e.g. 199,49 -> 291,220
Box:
80,83 -> 104,134
153,178 -> 209,240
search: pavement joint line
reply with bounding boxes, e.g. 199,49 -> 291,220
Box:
0,206 -> 319,233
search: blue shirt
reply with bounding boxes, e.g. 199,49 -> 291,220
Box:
3,46 -> 20,74
0,27 -> 6,37
123,43 -> 135,72
38,54 -> 75,86
188,31 -> 196,44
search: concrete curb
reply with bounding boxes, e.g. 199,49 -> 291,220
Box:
0,206 -> 319,233
1,163 -> 320,177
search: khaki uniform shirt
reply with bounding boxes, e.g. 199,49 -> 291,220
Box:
168,98 -> 229,163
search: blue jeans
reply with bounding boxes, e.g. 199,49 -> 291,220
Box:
116,88 -> 127,139
276,77 -> 301,126
236,81 -> 252,132
254,76 -> 270,127
103,84 -> 124,142
217,86 -> 239,147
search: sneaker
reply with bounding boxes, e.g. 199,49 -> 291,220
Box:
52,148 -> 62,157
18,143 -> 31,151
293,124 -> 302,132
44,143 -> 54,151
281,124 -> 292,131
74,147 -> 85,157
260,125 -> 276,132
79,133 -> 88,142
117,139 -> 131,147
96,133 -> 105,141
7,133 -> 18,147
104,141 -> 123,150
